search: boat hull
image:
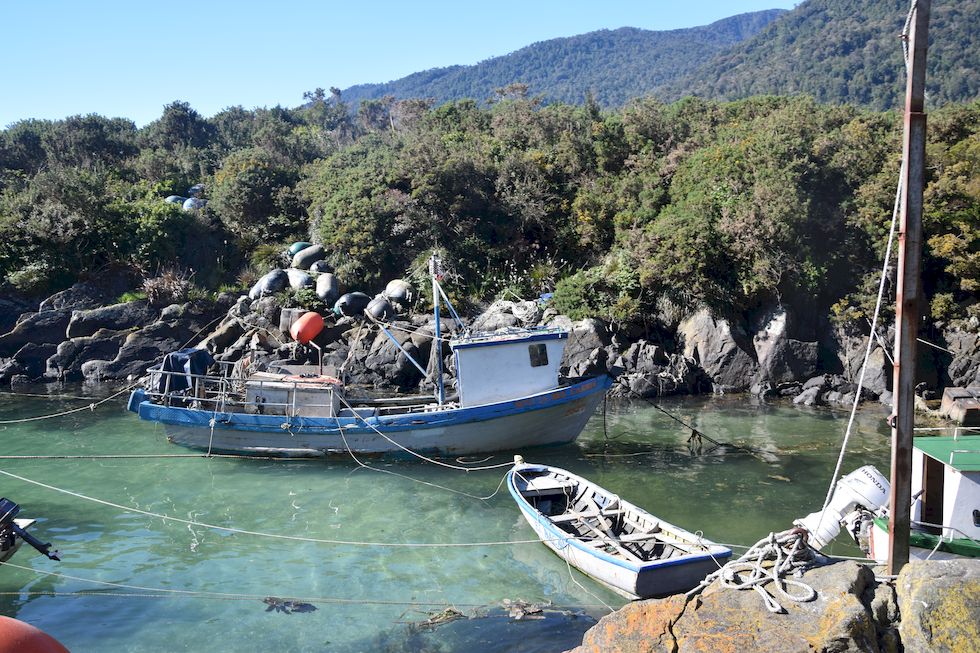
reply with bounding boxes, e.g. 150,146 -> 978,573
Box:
131,376 -> 611,457
508,464 -> 730,599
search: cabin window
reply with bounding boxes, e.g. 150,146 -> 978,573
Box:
529,343 -> 548,367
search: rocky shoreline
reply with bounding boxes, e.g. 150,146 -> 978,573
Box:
2,280 -> 978,408
567,558 -> 980,653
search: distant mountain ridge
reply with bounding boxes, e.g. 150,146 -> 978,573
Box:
662,0 -> 980,110
338,1 -> 980,110
340,10 -> 786,107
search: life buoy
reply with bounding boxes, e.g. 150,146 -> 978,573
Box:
0,617 -> 69,653
290,312 -> 324,344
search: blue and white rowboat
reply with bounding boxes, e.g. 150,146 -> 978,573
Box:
508,459 -> 731,599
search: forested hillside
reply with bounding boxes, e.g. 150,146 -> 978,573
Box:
2,92 -> 978,334
664,0 -> 980,110
341,10 -> 785,108
340,1 -> 980,111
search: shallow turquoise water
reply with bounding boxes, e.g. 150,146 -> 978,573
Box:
0,390 -> 892,652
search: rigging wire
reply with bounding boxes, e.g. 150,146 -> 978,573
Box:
0,560 -> 613,611
0,468 -> 542,548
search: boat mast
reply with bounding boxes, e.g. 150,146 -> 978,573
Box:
889,0 -> 929,576
430,253 -> 446,406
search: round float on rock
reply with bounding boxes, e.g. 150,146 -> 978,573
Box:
366,295 -> 396,321
315,273 -> 341,305
0,616 -> 70,653
164,195 -> 186,205
248,269 -> 289,299
291,244 -> 325,270
384,279 -> 413,304
290,311 -> 324,344
285,268 -> 314,290
333,292 -> 371,317
288,242 -> 313,256
309,260 -> 333,274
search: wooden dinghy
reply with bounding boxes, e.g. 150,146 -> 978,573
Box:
507,458 -> 731,599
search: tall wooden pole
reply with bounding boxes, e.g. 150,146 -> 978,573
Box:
888,0 -> 929,576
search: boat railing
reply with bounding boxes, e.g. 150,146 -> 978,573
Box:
144,363 -> 447,418
144,363 -> 338,417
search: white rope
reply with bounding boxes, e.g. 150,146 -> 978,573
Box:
0,384 -> 133,424
819,166 -> 904,518
0,560 -> 611,610
333,393 -> 514,472
686,529 -> 818,614
337,425 -> 511,501
0,468 -> 546,548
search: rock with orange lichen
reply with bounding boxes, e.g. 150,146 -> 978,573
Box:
567,561 -> 890,653
566,595 -> 685,653
897,559 -> 980,653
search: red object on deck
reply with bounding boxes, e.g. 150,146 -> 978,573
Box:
0,616 -> 70,652
290,311 -> 324,344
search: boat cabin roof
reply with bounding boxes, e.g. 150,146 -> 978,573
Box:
449,326 -> 566,351
915,435 -> 980,472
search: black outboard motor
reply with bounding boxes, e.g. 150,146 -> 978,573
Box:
0,498 -> 61,561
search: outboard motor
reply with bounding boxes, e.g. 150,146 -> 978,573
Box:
794,466 -> 890,549
0,498 -> 60,561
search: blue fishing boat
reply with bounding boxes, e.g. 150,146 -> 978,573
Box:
127,255 -> 611,457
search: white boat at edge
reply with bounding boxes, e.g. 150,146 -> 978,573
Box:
0,519 -> 35,564
508,460 -> 732,600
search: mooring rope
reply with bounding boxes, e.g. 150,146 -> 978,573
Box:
0,468 -> 551,548
0,560 -> 612,611
336,425 -> 511,501
0,384 -> 133,425
686,529 -> 819,614
333,393 -> 514,472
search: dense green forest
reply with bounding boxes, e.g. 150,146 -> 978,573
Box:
341,10 -> 785,109
668,0 -> 980,110
1,90 -> 977,333
341,1 -> 980,112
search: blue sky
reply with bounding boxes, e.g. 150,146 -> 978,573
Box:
0,1 -> 797,128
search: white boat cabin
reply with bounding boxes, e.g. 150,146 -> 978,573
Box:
911,434 -> 980,542
244,368 -> 341,417
450,328 -> 567,407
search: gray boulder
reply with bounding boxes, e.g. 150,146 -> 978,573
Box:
37,281 -> 113,312
752,307 -> 821,385
559,318 -> 612,377
45,328 -> 130,381
944,328 -> 980,387
0,308 -> 74,356
0,297 -> 32,334
677,309 -> 757,391
66,301 -> 157,339
3,343 -> 59,383
793,385 -> 823,406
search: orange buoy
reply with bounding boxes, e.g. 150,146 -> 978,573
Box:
0,616 -> 70,653
290,311 -> 324,344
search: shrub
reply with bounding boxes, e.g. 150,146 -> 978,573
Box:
143,269 -> 192,307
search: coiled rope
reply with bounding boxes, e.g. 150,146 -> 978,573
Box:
686,529 -> 819,614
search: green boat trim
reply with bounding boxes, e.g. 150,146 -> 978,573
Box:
872,517 -> 980,558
